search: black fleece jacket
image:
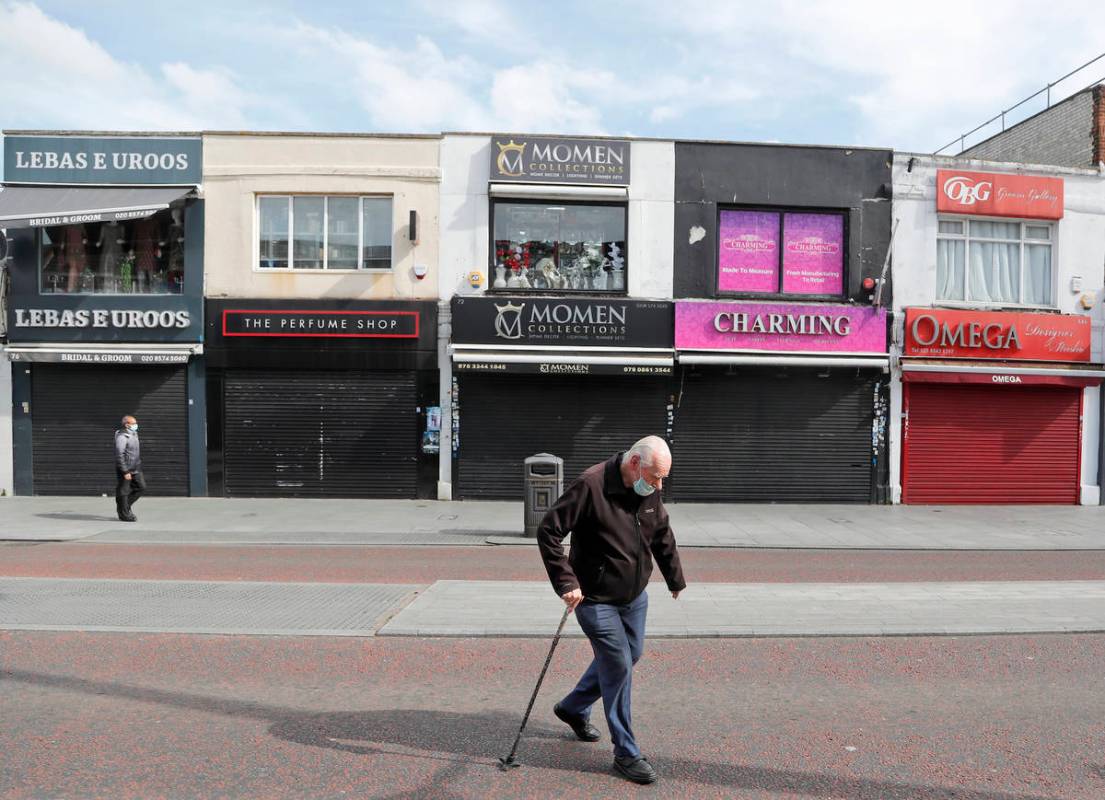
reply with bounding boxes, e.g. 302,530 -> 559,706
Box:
537,453 -> 686,605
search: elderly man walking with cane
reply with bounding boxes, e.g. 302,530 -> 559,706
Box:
537,435 -> 686,785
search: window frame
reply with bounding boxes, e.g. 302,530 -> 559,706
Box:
253,193 -> 394,273
935,214 -> 1057,309
714,205 -> 849,301
486,197 -> 629,296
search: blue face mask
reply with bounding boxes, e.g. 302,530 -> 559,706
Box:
633,463 -> 656,497
127,424 -> 138,433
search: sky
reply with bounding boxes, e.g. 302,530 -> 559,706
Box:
3,0 -> 1105,153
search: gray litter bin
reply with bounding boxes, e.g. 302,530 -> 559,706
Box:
523,453 -> 564,537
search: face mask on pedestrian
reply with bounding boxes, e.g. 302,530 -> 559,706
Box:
633,460 -> 656,497
126,423 -> 138,433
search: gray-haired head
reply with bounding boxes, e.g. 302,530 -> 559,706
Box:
121,414 -> 137,426
628,435 -> 671,468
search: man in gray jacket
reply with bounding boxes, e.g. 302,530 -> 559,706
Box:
114,414 -> 145,522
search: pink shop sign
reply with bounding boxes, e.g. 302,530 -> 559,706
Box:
676,301 -> 887,353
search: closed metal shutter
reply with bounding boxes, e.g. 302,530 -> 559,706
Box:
902,383 -> 1081,504
457,375 -> 670,500
672,367 -> 877,502
223,370 -> 417,498
31,364 -> 188,496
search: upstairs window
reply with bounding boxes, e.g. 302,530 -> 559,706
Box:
717,209 -> 846,297
38,205 -> 187,295
258,195 -> 393,271
937,218 -> 1053,306
490,200 -> 627,293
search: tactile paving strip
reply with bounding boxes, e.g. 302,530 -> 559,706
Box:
0,578 -> 417,636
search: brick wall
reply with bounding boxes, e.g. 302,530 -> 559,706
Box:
1093,85 -> 1105,166
962,89 -> 1094,168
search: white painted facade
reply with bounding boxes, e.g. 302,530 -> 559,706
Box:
436,134 -> 675,498
202,133 -> 441,300
889,154 -> 1105,504
0,355 -> 12,496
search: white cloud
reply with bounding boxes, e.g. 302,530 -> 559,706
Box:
0,1 -> 266,130
657,0 -> 1105,149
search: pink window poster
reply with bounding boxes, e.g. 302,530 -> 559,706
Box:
717,210 -> 779,293
782,213 -> 844,295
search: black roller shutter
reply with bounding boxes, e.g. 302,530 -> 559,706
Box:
457,375 -> 670,500
223,370 -> 417,498
31,364 -> 188,496
672,366 -> 876,502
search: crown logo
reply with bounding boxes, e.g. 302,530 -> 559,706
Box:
494,302 -> 525,340
495,139 -> 526,177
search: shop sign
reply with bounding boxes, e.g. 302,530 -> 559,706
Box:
902,370 -> 1101,388
4,135 -> 202,185
490,134 -> 630,185
904,308 -> 1090,361
451,296 -> 672,348
453,361 -> 671,376
222,309 -> 419,338
7,350 -> 190,364
12,307 -> 192,330
675,301 -> 887,353
936,169 -> 1063,220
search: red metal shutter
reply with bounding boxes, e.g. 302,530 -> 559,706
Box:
902,383 -> 1082,504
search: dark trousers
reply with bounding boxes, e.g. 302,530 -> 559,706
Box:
115,470 -> 146,517
559,590 -> 648,759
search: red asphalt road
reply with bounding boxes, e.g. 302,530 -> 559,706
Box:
3,630 -> 1104,799
3,542 -> 1105,583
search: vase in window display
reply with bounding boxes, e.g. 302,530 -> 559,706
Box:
536,257 -> 565,289
493,264 -> 507,289
517,269 -> 532,289
506,269 -> 522,288
607,242 -> 625,290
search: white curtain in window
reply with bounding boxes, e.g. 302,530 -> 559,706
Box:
969,241 -> 1019,303
1024,244 -> 1052,305
936,239 -> 965,301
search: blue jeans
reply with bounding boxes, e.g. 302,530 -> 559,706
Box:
559,590 -> 648,759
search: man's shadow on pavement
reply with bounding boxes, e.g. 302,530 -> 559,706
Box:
34,512 -> 118,522
1,668 -> 1068,800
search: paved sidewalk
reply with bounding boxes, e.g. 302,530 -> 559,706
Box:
4,496 -> 1105,549
0,577 -> 417,636
4,575 -> 1104,638
380,579 -> 1105,638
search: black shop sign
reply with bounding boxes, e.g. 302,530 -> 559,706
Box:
451,296 -> 672,348
222,309 -> 419,338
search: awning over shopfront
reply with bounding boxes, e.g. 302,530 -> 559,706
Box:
0,185 -> 192,228
450,345 -> 673,376
901,359 -> 1105,387
5,342 -> 203,365
678,350 -> 889,369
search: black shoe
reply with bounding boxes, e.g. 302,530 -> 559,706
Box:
118,513 -> 137,522
614,755 -> 657,784
553,704 -> 600,742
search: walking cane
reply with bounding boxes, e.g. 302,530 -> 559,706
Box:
498,605 -> 573,770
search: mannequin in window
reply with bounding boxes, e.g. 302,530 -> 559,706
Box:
64,224 -> 89,292
96,220 -> 129,293
166,207 -> 185,293
132,216 -> 164,292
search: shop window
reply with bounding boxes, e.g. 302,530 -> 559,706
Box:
490,200 -> 627,292
257,195 -> 393,271
38,205 -> 187,294
936,218 -> 1053,306
716,209 -> 846,297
